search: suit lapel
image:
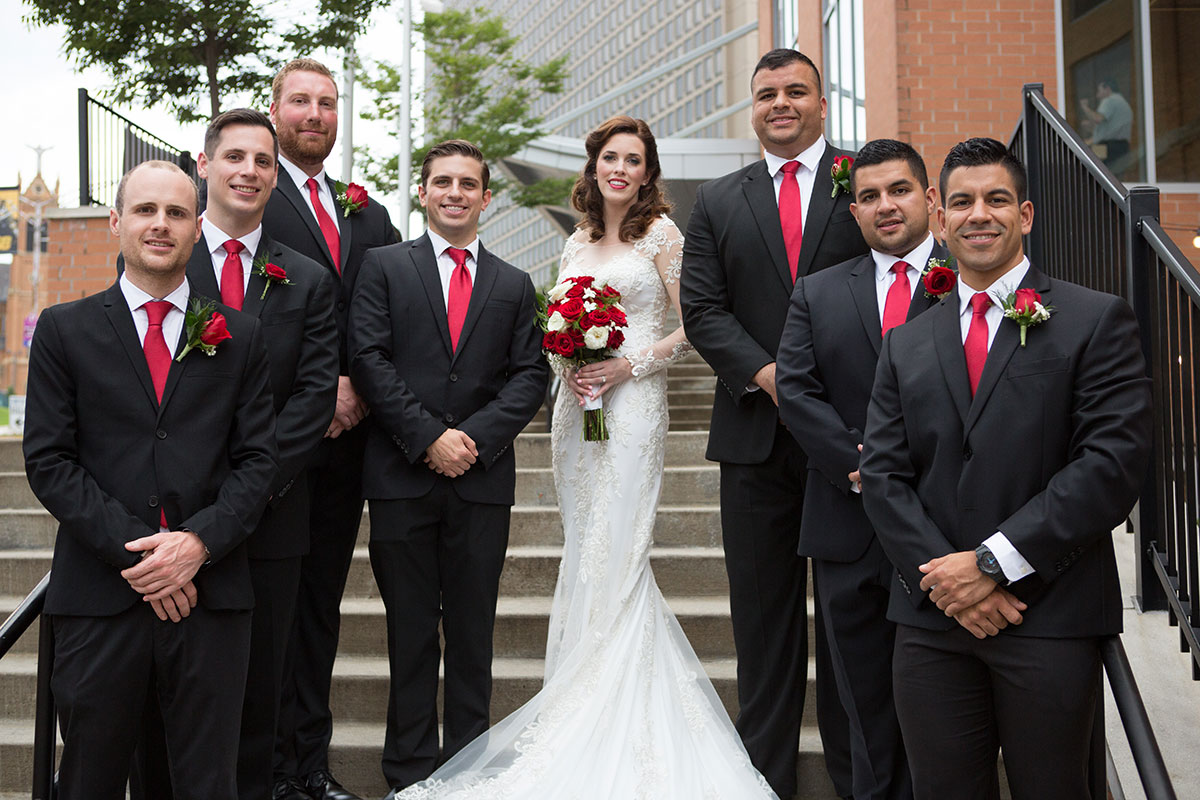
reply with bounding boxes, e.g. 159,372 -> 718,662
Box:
241,235 -> 276,318
157,314 -> 192,417
848,256 -> 882,356
964,266 -> 1052,435
327,175 -> 352,272
741,161 -> 793,293
411,235 -> 454,358
186,234 -> 221,302
794,144 -> 841,279
276,177 -> 337,273
452,245 -> 498,363
905,242 -> 950,323
103,284 -> 159,410
932,296 -> 971,425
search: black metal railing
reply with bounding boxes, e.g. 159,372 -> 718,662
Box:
0,571 -> 56,799
1011,82 -> 1186,798
78,89 -> 197,208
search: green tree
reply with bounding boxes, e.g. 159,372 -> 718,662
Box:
22,0 -> 387,123
359,6 -> 571,208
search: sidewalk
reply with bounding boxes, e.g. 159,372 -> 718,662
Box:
1107,527 -> 1200,799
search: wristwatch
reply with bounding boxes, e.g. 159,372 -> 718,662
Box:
975,544 -> 1009,586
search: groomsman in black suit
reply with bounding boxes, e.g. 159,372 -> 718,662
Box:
860,138 -> 1153,799
262,58 -> 398,800
23,161 -> 277,799
680,48 -> 865,798
777,139 -> 947,800
348,140 -> 548,795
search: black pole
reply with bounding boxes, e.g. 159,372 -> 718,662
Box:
1101,636 -> 1177,800
32,612 -> 56,800
77,89 -> 91,207
1022,83 -> 1046,269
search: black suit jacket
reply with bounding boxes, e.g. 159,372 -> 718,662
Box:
778,243 -> 948,562
347,234 -> 549,507
186,232 -> 339,559
859,266 -> 1153,637
262,174 -> 398,373
23,283 -> 278,616
681,142 -> 869,464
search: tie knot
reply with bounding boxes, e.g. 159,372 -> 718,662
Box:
305,177 -> 320,192
446,247 -> 470,270
971,292 -> 992,315
223,239 -> 244,256
892,261 -> 909,275
781,161 -> 801,176
143,300 -> 172,326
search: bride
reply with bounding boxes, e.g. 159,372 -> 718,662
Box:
397,117 -> 776,799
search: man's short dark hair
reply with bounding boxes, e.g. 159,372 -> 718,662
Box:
1100,78 -> 1120,93
751,48 -> 822,95
420,139 -> 490,191
849,139 -> 929,195
939,137 -> 1028,205
204,108 -> 279,164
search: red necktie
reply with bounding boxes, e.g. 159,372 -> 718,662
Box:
220,239 -> 245,310
881,261 -> 912,336
306,177 -> 342,274
142,300 -> 173,404
779,161 -> 804,283
446,247 -> 472,352
964,292 -> 992,396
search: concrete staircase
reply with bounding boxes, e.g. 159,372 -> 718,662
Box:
0,357 -> 840,798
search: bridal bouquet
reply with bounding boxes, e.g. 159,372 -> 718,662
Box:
540,274 -> 628,441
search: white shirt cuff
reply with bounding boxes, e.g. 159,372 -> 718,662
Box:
983,532 -> 1036,582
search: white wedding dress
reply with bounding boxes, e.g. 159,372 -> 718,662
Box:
398,216 -> 776,799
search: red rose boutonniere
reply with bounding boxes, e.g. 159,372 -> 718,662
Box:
830,156 -> 853,199
176,298 -> 232,362
334,181 -> 368,217
253,256 -> 293,300
920,257 -> 957,299
996,287 -> 1053,347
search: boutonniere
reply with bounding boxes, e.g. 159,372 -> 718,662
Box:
334,181 -> 369,217
175,298 -> 232,362
996,287 -> 1052,346
920,256 -> 958,299
830,155 -> 853,199
253,256 -> 293,300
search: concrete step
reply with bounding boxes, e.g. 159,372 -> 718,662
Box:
514,430 -> 710,468
0,439 -> 20,473
0,475 -> 35,508
513,464 -> 718,506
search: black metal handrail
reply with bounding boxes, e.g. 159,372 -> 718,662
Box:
0,571 -> 56,798
1012,82 -> 1183,798
78,88 -> 197,208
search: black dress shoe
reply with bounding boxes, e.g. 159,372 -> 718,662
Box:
272,777 -> 315,800
305,769 -> 364,800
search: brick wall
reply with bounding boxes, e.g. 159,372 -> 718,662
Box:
1157,193 -> 1200,271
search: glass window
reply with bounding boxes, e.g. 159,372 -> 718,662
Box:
775,0 -> 799,48
823,0 -> 866,151
1150,0 -> 1200,182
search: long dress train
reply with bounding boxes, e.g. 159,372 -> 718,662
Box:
398,216 -> 777,799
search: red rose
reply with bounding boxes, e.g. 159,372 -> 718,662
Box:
565,284 -> 585,299
558,298 -> 585,320
1013,288 -> 1041,314
263,262 -> 288,282
572,275 -> 594,287
588,308 -> 612,327
579,313 -> 595,330
542,332 -> 557,350
607,329 -> 624,349
553,331 -> 576,357
833,155 -> 853,173
601,285 -> 620,298
200,312 -> 232,347
608,307 -> 627,326
569,329 -> 585,347
922,265 -> 956,297
345,182 -> 368,208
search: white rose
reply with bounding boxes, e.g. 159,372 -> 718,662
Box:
546,311 -> 566,332
583,325 -> 609,349
547,282 -> 569,302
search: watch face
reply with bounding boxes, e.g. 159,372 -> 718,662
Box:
981,552 -> 999,572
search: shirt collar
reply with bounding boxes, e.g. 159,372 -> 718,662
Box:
278,154 -> 328,195
957,256 -> 1031,316
873,233 -> 936,282
427,228 -> 480,264
764,137 -> 828,178
119,272 -> 191,315
201,218 -> 262,261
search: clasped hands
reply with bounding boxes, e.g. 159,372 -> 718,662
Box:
425,428 -> 478,477
919,551 -> 1028,639
121,530 -> 208,624
567,358 -> 633,405
327,376 -> 368,439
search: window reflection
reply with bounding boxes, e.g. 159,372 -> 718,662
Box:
1151,0 -> 1200,182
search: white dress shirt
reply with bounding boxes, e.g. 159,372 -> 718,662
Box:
955,256 -> 1037,583
119,273 -> 190,358
872,233 -> 935,324
427,228 -> 480,309
763,137 -> 827,235
278,155 -> 342,235
202,218 -> 261,295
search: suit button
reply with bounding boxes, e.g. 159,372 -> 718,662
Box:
156,430 -> 167,440
444,413 -> 456,424
148,496 -> 159,508
337,301 -> 346,311
449,373 -> 459,382
963,446 -> 973,461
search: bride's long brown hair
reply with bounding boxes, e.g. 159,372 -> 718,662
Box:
571,116 -> 672,243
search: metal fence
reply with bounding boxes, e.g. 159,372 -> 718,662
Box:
1011,83 -> 1200,683
78,88 -> 197,208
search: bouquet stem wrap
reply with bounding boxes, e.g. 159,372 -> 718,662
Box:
581,393 -> 607,441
